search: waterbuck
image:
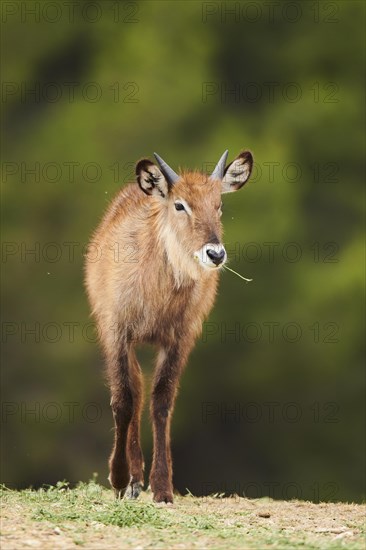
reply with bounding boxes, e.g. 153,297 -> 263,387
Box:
85,149 -> 253,503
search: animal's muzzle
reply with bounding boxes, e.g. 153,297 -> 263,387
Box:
206,247 -> 226,266
194,243 -> 227,268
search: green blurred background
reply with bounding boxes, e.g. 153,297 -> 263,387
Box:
1,0 -> 364,502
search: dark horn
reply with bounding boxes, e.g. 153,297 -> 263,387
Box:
210,150 -> 229,180
153,152 -> 179,185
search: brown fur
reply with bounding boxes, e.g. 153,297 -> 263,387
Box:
85,152 -> 253,503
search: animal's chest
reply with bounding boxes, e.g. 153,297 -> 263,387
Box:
142,276 -> 217,346
158,283 -> 199,324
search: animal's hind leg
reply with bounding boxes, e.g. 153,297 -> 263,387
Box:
125,349 -> 145,499
108,346 -> 134,498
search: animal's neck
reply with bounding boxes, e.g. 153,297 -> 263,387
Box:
153,209 -> 202,288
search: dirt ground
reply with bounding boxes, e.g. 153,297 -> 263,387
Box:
1,484 -> 365,549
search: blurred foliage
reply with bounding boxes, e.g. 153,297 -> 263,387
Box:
1,0 -> 364,502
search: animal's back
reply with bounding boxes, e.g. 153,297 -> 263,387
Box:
85,185 -> 148,341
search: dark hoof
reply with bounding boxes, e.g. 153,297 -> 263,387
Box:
126,482 -> 143,500
108,473 -> 128,499
113,488 -> 126,499
153,491 -> 174,504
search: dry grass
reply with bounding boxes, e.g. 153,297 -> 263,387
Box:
1,481 -> 365,549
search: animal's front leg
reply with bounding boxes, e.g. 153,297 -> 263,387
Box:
126,349 -> 145,499
107,346 -> 134,498
150,346 -> 189,503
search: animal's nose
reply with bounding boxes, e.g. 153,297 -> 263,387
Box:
206,247 -> 226,266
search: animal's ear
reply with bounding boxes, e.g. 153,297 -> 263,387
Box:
221,151 -> 253,193
135,159 -> 169,198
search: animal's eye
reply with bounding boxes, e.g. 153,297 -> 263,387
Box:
175,202 -> 185,212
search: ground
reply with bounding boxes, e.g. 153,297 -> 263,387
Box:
1,481 -> 365,549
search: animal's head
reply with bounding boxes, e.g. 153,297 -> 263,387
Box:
136,150 -> 253,278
